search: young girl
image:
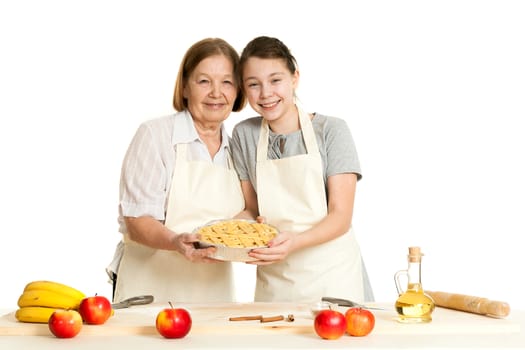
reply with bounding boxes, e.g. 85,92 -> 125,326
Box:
231,36 -> 373,303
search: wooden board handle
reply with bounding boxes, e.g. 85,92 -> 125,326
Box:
426,291 -> 510,318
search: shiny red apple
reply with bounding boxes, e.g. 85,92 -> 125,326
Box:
345,307 -> 375,336
155,304 -> 192,339
48,309 -> 83,338
314,309 -> 347,340
78,294 -> 112,325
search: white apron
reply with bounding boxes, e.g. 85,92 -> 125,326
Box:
114,143 -> 244,303
254,107 -> 365,303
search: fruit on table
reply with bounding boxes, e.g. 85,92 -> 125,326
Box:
18,289 -> 84,309
345,307 -> 375,336
78,295 -> 113,325
156,304 -> 192,339
23,280 -> 86,301
18,280 -> 85,309
314,309 -> 347,340
48,309 -> 83,338
15,280 -> 86,323
15,306 -> 58,323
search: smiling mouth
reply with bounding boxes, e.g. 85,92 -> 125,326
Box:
259,100 -> 279,109
206,103 -> 225,108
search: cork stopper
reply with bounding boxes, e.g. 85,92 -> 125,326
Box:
408,246 -> 423,262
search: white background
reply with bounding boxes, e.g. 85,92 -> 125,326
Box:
1,0 -> 524,311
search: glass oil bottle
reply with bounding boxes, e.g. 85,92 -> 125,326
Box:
394,246 -> 435,323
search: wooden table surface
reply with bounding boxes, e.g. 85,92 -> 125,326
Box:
1,302 -> 523,349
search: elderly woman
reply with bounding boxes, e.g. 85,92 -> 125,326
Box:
107,38 -> 246,303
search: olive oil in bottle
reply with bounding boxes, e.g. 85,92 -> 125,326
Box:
394,246 -> 435,323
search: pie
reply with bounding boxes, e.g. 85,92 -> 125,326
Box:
196,220 -> 278,248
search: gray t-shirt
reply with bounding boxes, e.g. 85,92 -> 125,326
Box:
231,113 -> 362,193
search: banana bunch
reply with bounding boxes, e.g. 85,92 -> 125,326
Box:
15,280 -> 86,323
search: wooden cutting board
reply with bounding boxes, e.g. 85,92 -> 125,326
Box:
0,302 -> 520,336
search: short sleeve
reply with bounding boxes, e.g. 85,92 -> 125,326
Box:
324,117 -> 362,180
231,117 -> 260,184
231,125 -> 249,181
119,122 -> 169,220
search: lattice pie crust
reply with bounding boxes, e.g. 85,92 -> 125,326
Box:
197,220 -> 277,248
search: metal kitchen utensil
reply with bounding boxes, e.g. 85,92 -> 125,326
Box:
321,297 -> 388,310
111,295 -> 154,309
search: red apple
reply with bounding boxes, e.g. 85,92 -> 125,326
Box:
155,304 -> 192,339
345,307 -> 375,336
314,309 -> 347,340
48,309 -> 82,338
78,295 -> 112,325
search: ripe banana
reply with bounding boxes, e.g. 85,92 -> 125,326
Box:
15,306 -> 58,323
23,280 -> 86,301
18,289 -> 83,309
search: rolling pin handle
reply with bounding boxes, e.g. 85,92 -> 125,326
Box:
480,299 -> 511,318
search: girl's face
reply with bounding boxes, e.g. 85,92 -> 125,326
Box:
242,57 -> 298,124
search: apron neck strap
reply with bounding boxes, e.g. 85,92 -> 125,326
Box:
256,106 -> 318,161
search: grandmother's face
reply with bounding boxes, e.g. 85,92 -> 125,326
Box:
183,54 -> 238,125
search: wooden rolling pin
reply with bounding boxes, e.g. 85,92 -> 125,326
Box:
426,291 -> 510,318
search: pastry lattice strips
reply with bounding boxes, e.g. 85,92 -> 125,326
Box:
198,220 -> 277,248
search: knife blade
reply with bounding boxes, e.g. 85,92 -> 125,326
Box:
111,295 -> 154,309
321,297 -> 388,310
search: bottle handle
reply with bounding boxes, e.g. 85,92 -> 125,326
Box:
394,269 -> 408,295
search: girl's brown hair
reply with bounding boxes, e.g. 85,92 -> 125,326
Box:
239,36 -> 298,84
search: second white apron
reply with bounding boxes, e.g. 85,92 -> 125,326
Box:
254,108 -> 365,303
